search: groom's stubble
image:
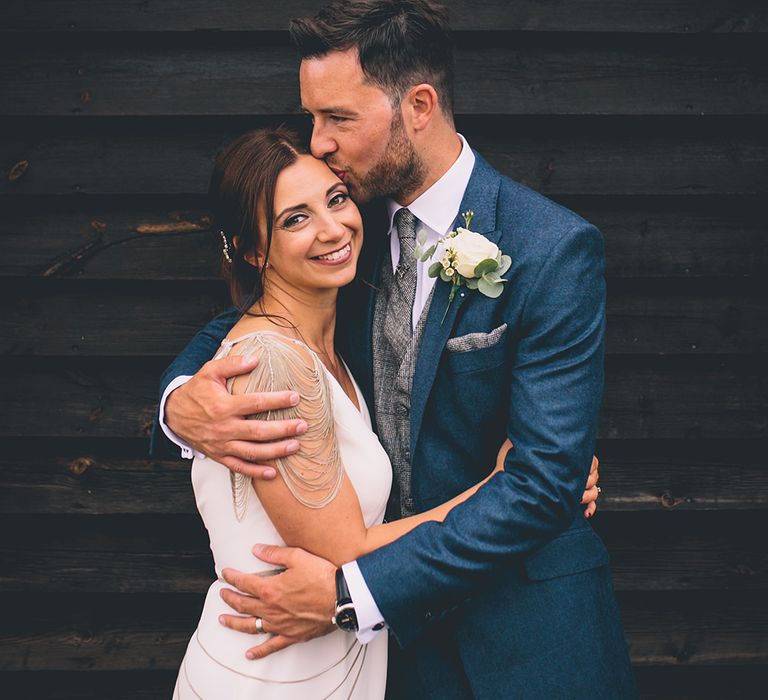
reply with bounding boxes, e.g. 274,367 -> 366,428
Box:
344,107 -> 428,205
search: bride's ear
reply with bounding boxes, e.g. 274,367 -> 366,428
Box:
234,236 -> 262,268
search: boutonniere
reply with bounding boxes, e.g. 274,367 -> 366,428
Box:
414,210 -> 511,324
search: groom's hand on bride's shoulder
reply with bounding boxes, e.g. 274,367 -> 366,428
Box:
165,354 -> 308,478
218,544 -> 337,660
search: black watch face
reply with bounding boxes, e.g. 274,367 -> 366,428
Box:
336,608 -> 358,631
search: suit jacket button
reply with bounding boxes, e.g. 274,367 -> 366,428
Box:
424,611 -> 433,621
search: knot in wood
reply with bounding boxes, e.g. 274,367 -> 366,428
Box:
660,491 -> 678,509
68,456 -> 95,476
8,160 -> 29,182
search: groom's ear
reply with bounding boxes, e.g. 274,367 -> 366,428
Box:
403,83 -> 440,132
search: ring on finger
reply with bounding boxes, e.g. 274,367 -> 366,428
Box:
596,486 -> 602,497
254,617 -> 265,634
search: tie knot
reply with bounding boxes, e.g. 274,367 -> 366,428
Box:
394,208 -> 417,244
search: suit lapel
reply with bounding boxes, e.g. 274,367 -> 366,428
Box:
410,154 -> 503,455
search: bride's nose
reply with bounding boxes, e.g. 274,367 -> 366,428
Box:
316,212 -> 347,242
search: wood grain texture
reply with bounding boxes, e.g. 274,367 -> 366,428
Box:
0,512 -> 766,593
2,199 -> 765,281
5,1 -> 767,33
1,359 -> 765,440
1,441 -> 764,515
3,668 -> 768,700
1,282 -> 766,356
0,591 -> 765,670
2,119 -> 766,196
3,39 -> 766,116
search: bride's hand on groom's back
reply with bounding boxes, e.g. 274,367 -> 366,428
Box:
492,440 -> 601,517
165,354 -> 309,478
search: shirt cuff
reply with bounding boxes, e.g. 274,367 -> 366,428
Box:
342,561 -> 387,644
159,375 -> 203,460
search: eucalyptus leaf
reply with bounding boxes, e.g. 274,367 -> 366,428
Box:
428,261 -> 443,278
474,258 -> 498,277
416,229 -> 428,246
465,277 -> 479,290
478,276 -> 504,298
498,254 -> 512,275
482,271 -> 501,283
439,268 -> 453,283
420,244 -> 437,262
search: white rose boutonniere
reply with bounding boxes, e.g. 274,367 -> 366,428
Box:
415,210 -> 511,324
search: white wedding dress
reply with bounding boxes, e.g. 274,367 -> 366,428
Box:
173,332 -> 392,699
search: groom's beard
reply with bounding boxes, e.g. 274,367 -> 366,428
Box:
347,110 -> 427,204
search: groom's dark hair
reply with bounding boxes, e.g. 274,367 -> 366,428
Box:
289,0 -> 454,118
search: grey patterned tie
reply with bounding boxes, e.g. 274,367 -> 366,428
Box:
384,208 -> 418,349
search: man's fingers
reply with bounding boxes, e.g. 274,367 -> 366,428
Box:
229,391 -> 301,417
252,544 -> 297,569
218,614 -> 268,635
581,485 -> 599,505
225,439 -> 301,464
201,354 -> 260,382
219,456 -> 278,480
220,576 -> 264,603
585,468 -> 599,490
584,501 -> 597,518
227,416 -> 307,442
590,455 -> 599,474
246,635 -> 298,660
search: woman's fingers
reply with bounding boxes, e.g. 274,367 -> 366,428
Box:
581,485 -> 599,505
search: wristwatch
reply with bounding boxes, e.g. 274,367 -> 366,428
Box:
332,568 -> 359,632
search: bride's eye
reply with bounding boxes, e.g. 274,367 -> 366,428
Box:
328,191 -> 349,207
283,213 -> 308,228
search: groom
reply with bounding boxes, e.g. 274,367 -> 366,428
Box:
153,1 -> 636,697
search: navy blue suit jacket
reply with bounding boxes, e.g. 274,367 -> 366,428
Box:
152,153 -> 636,698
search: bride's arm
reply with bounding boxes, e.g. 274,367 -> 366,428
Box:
229,333 -> 502,568
253,438 -> 508,568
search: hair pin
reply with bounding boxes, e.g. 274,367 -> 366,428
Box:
219,230 -> 233,264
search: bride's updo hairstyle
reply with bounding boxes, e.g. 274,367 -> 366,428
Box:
209,127 -> 308,311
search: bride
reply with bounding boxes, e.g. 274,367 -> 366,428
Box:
172,127 -> 512,699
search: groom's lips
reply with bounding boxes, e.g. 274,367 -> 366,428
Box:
330,168 -> 347,182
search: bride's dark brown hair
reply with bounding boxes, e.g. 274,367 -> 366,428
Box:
209,127 -> 308,311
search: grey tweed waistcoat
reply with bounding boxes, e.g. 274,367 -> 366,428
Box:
372,246 -> 434,520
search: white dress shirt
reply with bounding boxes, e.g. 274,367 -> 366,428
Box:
159,134 -> 476,643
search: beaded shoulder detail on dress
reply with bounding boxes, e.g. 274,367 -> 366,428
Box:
217,331 -> 343,517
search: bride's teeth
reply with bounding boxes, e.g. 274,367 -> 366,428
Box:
316,243 -> 350,261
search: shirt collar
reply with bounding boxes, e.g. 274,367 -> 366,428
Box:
386,133 -> 475,236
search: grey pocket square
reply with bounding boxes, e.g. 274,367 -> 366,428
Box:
445,323 -> 508,353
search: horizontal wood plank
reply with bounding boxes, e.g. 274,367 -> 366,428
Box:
1,441 -> 764,515
0,512 -> 766,593
0,590 -> 766,670
3,668 -> 768,700
3,41 -> 766,117
1,284 -> 766,356
0,359 -> 765,440
2,119 -> 766,196
1,199 -> 766,281
5,1 -> 767,33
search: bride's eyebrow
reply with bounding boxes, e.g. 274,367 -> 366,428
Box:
275,185 -> 345,220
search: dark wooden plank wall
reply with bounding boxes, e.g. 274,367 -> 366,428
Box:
1,2 -> 766,698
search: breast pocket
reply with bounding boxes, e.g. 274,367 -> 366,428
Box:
444,323 -> 508,375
